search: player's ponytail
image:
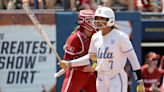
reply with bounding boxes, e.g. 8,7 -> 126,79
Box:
111,24 -> 119,29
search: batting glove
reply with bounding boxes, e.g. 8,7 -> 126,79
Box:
59,60 -> 71,69
137,80 -> 145,92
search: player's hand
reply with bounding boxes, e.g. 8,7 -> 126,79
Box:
58,60 -> 70,69
83,65 -> 95,72
151,87 -> 161,92
150,84 -> 161,92
137,80 -> 145,92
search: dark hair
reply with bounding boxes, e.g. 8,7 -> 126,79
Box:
111,24 -> 119,29
106,18 -> 119,29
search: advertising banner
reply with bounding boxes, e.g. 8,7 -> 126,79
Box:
0,25 -> 56,92
142,20 -> 164,41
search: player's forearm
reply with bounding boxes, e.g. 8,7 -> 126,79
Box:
69,54 -> 90,67
126,49 -> 141,70
125,49 -> 143,81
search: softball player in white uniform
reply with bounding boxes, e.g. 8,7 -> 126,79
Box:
87,7 -> 144,92
59,7 -> 145,92
89,29 -> 132,92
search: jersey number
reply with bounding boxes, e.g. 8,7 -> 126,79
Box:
109,60 -> 113,69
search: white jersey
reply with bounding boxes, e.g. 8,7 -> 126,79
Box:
89,29 -> 133,72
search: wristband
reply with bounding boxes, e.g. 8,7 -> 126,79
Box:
133,69 -> 142,81
91,62 -> 97,69
67,61 -> 72,67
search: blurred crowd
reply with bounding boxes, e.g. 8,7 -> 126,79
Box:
0,0 -> 164,13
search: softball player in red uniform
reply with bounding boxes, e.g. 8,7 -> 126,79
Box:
141,52 -> 162,92
61,9 -> 97,92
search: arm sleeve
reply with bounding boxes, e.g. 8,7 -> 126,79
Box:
69,54 -> 90,67
119,33 -> 143,82
124,45 -> 142,81
119,33 -> 141,70
125,48 -> 141,70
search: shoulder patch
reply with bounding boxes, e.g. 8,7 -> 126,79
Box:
65,44 -> 75,53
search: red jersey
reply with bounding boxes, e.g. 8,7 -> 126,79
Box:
141,65 -> 162,92
64,27 -> 91,69
61,27 -> 97,92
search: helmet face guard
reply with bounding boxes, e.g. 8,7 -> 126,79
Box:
78,10 -> 96,34
94,7 -> 115,29
93,17 -> 109,29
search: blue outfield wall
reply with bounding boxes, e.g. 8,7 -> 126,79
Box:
56,12 -> 141,92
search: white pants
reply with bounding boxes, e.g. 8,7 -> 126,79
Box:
96,70 -> 127,92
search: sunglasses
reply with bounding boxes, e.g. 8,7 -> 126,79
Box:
152,58 -> 158,61
148,58 -> 158,61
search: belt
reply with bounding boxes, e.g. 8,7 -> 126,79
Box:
97,68 -> 124,75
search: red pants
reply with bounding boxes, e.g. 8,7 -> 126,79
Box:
61,68 -> 97,92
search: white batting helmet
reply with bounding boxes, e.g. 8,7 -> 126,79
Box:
94,7 -> 115,28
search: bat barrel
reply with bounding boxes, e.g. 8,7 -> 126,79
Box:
22,4 -> 61,64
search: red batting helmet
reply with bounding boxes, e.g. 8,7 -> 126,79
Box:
78,9 -> 96,34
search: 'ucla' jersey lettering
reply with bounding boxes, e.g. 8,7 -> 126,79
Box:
97,47 -> 114,59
